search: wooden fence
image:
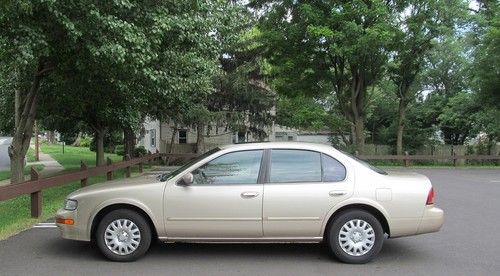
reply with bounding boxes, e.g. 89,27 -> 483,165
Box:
357,152 -> 500,167
0,150 -> 497,219
0,152 -> 197,218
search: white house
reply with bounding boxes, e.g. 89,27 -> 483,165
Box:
136,118 -> 335,154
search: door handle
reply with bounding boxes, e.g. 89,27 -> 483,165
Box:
329,190 -> 347,197
241,191 -> 259,198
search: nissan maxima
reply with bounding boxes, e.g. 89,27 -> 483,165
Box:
56,142 -> 443,264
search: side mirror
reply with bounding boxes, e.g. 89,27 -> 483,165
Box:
179,172 -> 194,186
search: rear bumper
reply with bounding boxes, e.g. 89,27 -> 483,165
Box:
416,206 -> 444,235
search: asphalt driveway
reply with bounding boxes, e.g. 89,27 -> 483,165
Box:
0,168 -> 499,276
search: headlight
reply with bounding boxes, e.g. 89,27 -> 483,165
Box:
64,199 -> 78,211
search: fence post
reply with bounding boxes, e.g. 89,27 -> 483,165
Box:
30,167 -> 42,218
125,154 -> 131,178
156,149 -> 161,165
148,151 -> 152,167
404,151 -> 410,167
80,161 -> 88,187
138,153 -> 143,173
106,157 -> 113,181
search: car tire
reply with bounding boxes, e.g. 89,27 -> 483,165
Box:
327,210 -> 384,264
96,209 -> 152,262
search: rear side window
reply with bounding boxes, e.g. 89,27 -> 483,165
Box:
270,150 -> 322,183
322,154 -> 346,182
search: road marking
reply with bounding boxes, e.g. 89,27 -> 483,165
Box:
33,223 -> 57,228
490,180 -> 500,183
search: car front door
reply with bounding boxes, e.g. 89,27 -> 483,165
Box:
164,150 -> 264,238
263,149 -> 354,237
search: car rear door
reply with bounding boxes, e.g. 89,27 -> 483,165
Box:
164,149 -> 264,238
263,149 -> 354,237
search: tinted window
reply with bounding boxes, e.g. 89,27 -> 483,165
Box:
192,150 -> 263,185
322,154 -> 346,182
270,150 -> 322,183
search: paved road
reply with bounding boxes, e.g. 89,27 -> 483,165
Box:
0,137 -> 12,171
1,169 -> 499,276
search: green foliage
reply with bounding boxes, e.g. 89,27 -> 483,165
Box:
89,131 -> 122,154
438,92 -> 479,144
114,145 -> 125,156
134,146 -> 147,157
73,136 -> 91,148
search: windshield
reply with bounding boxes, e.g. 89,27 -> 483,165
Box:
341,151 -> 387,175
159,147 -> 221,181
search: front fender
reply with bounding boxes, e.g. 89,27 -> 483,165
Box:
86,198 -> 164,239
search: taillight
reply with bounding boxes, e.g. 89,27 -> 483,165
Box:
426,187 -> 435,205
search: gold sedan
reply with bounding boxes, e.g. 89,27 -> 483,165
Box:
56,142 -> 443,263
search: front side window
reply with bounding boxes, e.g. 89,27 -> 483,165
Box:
192,150 -> 263,185
270,150 -> 322,183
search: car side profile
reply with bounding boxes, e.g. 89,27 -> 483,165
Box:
56,142 -> 444,264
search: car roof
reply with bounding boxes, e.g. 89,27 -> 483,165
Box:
219,142 -> 338,152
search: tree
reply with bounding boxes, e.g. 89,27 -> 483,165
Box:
388,0 -> 467,154
438,92 -> 479,144
254,0 -> 394,153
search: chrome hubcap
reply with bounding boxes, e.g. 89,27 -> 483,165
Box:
338,219 -> 375,256
105,219 -> 141,255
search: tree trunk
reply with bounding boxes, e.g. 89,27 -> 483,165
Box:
166,125 -> 178,165
123,127 -> 136,157
8,148 -> 25,184
196,123 -> 205,154
95,129 -> 106,166
8,62 -> 44,184
354,116 -> 365,154
350,73 -> 366,154
15,88 -> 20,130
47,131 -> 55,143
396,97 -> 406,155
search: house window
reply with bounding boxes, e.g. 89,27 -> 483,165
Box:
238,132 -> 246,143
178,130 -> 187,144
150,129 -> 156,147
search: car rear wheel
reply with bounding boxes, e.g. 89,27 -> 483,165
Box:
327,210 -> 384,264
96,209 -> 152,262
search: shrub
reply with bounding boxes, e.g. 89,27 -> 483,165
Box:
115,145 -> 125,156
134,146 -> 148,157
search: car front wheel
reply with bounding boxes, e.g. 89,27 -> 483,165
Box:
327,210 -> 384,264
96,209 -> 152,262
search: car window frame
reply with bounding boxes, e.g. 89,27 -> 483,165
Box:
175,149 -> 266,186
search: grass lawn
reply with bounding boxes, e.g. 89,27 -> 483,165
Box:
40,143 -> 123,171
0,164 -> 45,182
0,144 -> 149,240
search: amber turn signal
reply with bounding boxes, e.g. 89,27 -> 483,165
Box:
56,218 -> 74,225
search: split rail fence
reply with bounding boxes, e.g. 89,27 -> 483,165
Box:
0,152 -> 197,218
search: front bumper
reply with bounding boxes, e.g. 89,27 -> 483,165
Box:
56,208 -> 90,241
416,206 -> 444,234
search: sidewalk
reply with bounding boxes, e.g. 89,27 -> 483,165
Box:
0,147 -> 64,187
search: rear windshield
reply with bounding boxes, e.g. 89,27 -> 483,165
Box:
341,151 -> 387,175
